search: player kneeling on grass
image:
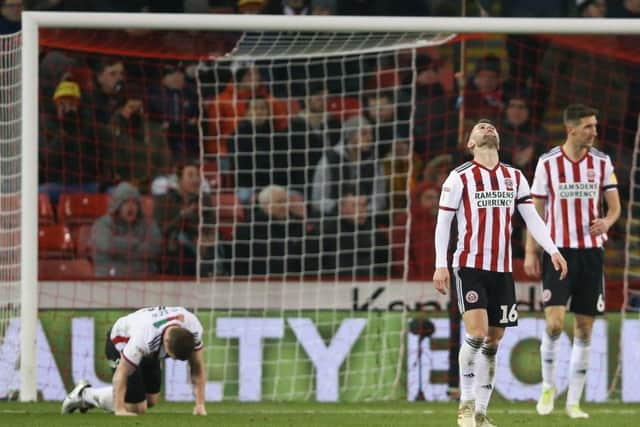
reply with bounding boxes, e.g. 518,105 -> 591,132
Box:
61,306 -> 207,416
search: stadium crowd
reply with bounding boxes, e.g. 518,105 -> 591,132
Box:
2,0 -> 638,280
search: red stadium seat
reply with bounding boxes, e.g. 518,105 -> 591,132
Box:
57,193 -> 110,225
38,259 -> 94,280
39,224 -> 75,259
38,193 -> 55,225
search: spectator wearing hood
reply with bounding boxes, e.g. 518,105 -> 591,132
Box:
90,182 -> 161,278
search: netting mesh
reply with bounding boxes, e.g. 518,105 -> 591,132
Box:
0,32 -> 21,354
2,24 -> 640,402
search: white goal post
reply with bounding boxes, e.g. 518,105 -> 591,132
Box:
18,12 -> 640,402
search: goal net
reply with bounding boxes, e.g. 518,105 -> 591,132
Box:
0,32 -> 21,398
3,12 -> 640,404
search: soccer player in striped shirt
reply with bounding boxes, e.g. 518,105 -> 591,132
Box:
61,306 -> 207,416
524,104 -> 620,419
434,119 -> 567,427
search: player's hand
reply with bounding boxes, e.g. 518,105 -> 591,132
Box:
550,252 -> 568,280
590,218 -> 610,236
523,251 -> 541,278
114,408 -> 137,416
193,403 -> 207,416
433,267 -> 450,295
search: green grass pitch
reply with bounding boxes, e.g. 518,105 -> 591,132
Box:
1,401 -> 639,427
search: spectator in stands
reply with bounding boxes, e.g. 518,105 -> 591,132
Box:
317,193 -> 390,278
288,82 -> 341,199
539,1 -> 627,127
39,81 -> 105,203
104,82 -> 172,188
27,0 -> 98,11
90,181 -> 161,278
498,93 -> 548,179
206,60 -> 293,155
229,185 -> 305,275
264,0 -> 310,14
381,130 -> 411,210
154,162 -> 216,276
407,182 -> 438,280
149,61 -> 199,162
409,54 -> 455,156
311,115 -> 387,219
229,95 -> 288,203
363,90 -> 410,159
420,153 -> 453,188
85,57 -> 126,127
236,0 -> 265,13
208,0 -> 235,13
0,0 -> 21,34
462,54 -> 505,122
477,1 -> 568,125
576,0 -> 606,17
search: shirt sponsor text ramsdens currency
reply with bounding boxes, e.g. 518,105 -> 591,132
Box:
474,190 -> 514,208
558,182 -> 598,199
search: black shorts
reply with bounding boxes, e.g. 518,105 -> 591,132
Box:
453,267 -> 518,328
105,331 -> 162,404
542,247 -> 605,316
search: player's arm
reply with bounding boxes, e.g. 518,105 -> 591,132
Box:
524,197 -> 546,278
189,347 -> 207,416
433,171 -> 461,295
590,189 -> 620,236
434,209 -> 455,295
518,202 -> 567,280
112,358 -> 137,416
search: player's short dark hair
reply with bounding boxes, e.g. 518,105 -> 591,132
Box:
167,327 -> 196,361
563,104 -> 598,126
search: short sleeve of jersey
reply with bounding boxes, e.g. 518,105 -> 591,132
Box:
439,171 -> 463,211
530,158 -> 548,198
516,170 -> 533,204
121,334 -> 148,367
185,311 -> 204,350
602,156 -> 618,191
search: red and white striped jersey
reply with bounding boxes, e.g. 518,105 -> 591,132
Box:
531,146 -> 617,249
439,161 -> 532,272
110,306 -> 203,367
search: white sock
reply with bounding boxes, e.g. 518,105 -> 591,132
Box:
475,344 -> 497,415
82,386 -> 114,412
540,331 -> 560,389
566,338 -> 591,406
459,334 -> 483,402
